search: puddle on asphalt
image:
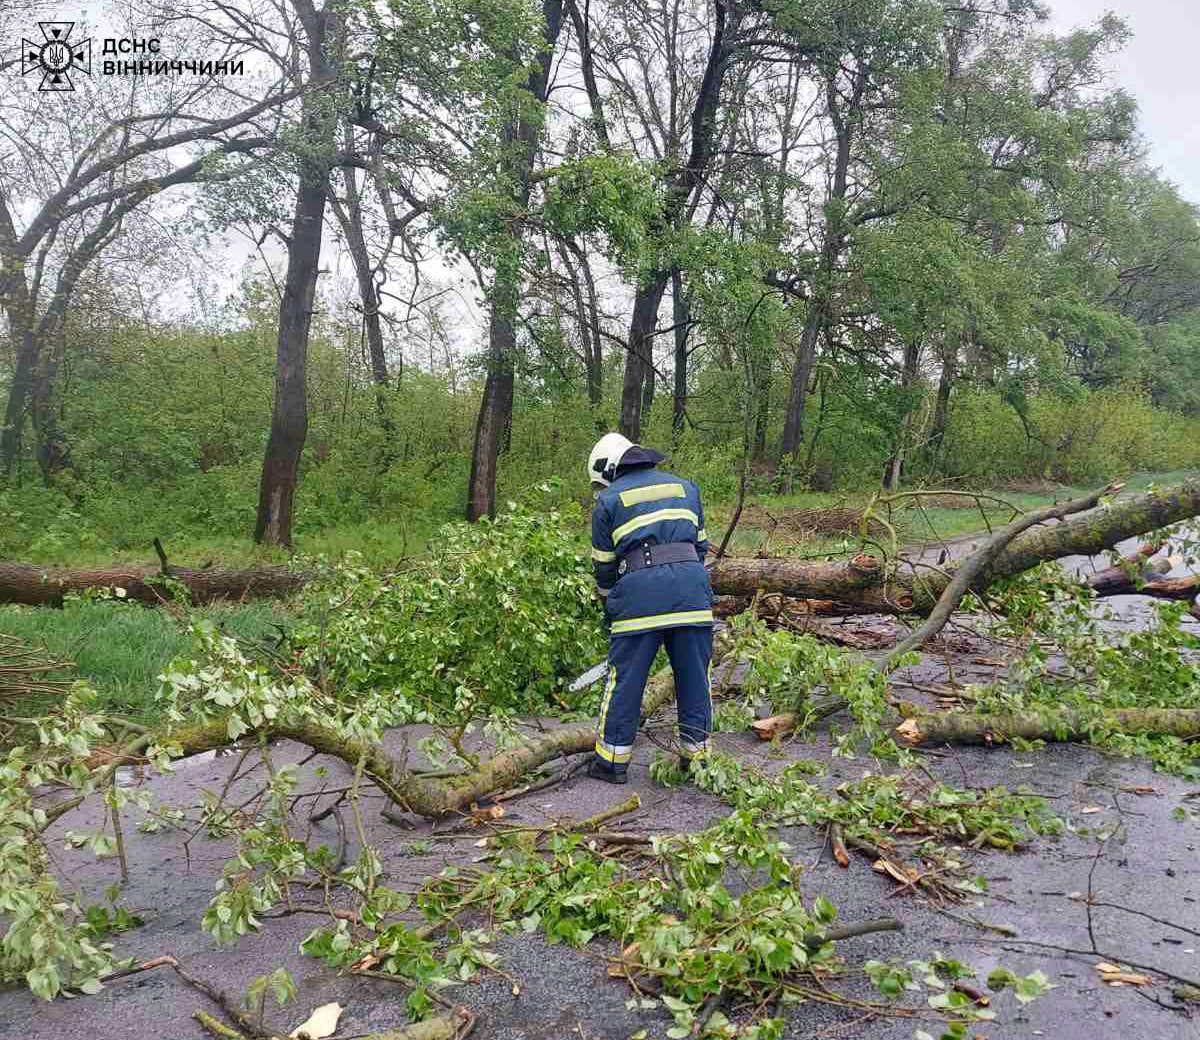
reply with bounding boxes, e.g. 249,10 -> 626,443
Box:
115,748 -> 234,786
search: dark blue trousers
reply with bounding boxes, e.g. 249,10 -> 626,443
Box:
592,625 -> 713,777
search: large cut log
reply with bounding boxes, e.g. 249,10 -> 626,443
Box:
0,561 -> 309,606
709,477 -> 1200,615
1086,547 -> 1199,613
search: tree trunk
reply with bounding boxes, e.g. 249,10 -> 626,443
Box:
254,1 -> 337,547
641,344 -> 656,424
557,239 -> 601,406
334,147 -> 392,432
1,324 -> 36,480
752,341 -> 773,463
466,316 -> 516,520
619,270 -> 670,441
672,267 -> 689,439
465,0 -> 564,518
165,658 -> 690,819
779,307 -> 820,469
0,561 -> 309,607
896,707 -> 1200,747
779,72 -> 861,478
618,2 -> 739,443
882,338 -> 921,492
7,480 -> 1197,612
0,204 -> 39,479
926,342 -> 957,471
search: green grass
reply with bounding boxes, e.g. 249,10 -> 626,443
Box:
0,599 -> 292,720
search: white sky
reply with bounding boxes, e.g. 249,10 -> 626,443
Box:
1049,0 -> 1200,204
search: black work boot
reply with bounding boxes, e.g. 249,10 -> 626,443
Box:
587,758 -> 628,785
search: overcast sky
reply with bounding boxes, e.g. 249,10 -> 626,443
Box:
1049,0 -> 1200,204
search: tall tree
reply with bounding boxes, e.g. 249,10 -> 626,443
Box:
465,0 -> 565,520
0,58 -> 293,480
255,0 -> 343,545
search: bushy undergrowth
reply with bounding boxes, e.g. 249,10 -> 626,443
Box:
2,309 -> 1197,564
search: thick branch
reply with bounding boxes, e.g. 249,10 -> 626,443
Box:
895,707 -> 1200,747
160,667 -> 685,819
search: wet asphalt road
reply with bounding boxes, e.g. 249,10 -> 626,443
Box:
2,539 -> 1199,1040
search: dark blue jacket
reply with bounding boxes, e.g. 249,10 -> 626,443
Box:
591,466 -> 713,637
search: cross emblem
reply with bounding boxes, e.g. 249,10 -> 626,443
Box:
21,22 -> 92,92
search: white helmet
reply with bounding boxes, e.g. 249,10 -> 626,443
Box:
587,432 -> 635,487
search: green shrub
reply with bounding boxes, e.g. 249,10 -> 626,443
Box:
291,492 -> 607,719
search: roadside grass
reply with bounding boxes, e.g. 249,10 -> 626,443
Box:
10,520 -> 436,571
0,599 -> 292,722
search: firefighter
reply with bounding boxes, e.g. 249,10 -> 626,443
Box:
586,432 -> 714,784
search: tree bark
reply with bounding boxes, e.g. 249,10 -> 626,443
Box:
883,338 -> 922,491
254,0 -> 338,547
557,239 -> 602,406
466,317 -> 517,520
162,661 -> 686,819
780,70 -> 864,477
617,0 -> 740,442
780,307 -> 820,469
672,267 -> 690,439
619,270 -> 670,440
8,480 -> 1197,612
895,707 -> 1200,747
926,342 -> 957,471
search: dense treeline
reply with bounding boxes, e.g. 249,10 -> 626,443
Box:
1,0 -> 1199,555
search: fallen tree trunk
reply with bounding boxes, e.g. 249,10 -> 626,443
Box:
895,706 -> 1200,746
708,477 -> 1200,615
0,560 -> 309,607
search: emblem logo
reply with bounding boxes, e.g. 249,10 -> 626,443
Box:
22,22 -> 92,92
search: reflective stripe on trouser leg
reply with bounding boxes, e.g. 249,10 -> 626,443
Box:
664,625 -> 713,759
593,631 -> 664,774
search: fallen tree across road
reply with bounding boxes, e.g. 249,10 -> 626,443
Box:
2,478 -> 1197,615
707,476 -> 1200,616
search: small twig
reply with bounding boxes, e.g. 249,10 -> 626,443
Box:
715,463 -> 749,560
562,793 -> 642,832
349,754 -> 376,897
830,823 -> 850,868
109,770 -> 129,885
807,917 -> 903,950
193,1010 -> 246,1040
965,936 -> 1200,991
491,753 -> 590,805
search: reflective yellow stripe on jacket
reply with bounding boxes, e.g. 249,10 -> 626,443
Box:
618,483 -> 686,507
609,609 -> 714,635
611,508 -> 699,546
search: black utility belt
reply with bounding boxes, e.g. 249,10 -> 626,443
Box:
617,541 -> 698,576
